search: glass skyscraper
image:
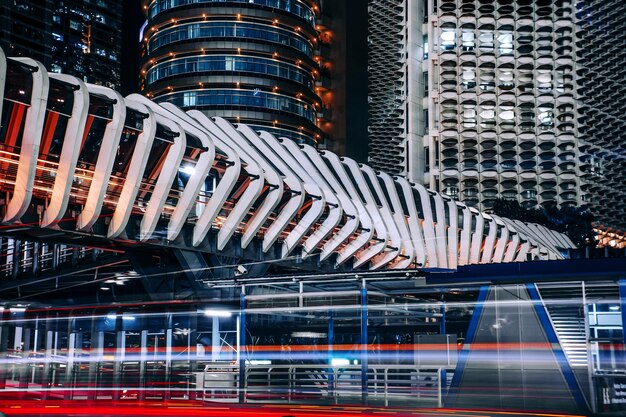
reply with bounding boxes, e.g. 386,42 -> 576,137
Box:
0,0 -> 123,90
141,0 -> 339,148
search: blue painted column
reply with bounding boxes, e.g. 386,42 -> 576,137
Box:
361,282 -> 368,404
239,287 -> 246,403
446,285 -> 489,404
440,302 -> 446,335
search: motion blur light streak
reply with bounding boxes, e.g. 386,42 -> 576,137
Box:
0,402 -> 586,417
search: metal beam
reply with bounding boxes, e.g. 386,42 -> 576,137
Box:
425,257 -> 626,285
0,258 -> 129,292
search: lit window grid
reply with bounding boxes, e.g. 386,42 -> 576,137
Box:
368,0 -> 626,230
141,0 -> 327,148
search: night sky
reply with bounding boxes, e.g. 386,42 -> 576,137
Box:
119,0 -> 144,97
121,0 -> 369,163
343,0 -> 369,163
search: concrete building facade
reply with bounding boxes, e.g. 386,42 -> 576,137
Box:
367,0 -> 626,229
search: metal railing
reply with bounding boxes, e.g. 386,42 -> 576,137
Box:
199,363 -> 453,407
0,352 -> 453,406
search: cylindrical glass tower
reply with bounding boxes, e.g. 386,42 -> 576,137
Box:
141,0 -> 327,145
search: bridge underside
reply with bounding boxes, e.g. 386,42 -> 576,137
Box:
0,220 -> 349,303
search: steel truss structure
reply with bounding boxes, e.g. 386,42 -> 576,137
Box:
0,48 -> 574,276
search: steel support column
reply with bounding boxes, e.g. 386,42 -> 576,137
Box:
112,315 -> 124,402
361,281 -> 368,404
165,314 -> 173,400
188,312 -> 198,401
440,301 -> 447,393
211,316 -> 220,362
440,302 -> 446,334
87,315 -> 103,402
138,329 -> 148,401
328,310 -> 334,398
17,326 -> 31,399
239,287 -> 246,403
63,328 -> 76,400
42,327 -> 55,400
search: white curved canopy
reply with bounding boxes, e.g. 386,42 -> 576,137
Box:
0,52 -> 576,271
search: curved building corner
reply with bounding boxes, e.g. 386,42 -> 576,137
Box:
140,0 -> 340,150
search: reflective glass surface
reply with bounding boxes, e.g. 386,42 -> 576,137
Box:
158,88 -> 315,123
146,55 -> 314,89
149,21 -> 313,55
148,0 -> 316,24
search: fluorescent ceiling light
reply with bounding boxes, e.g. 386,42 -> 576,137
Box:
292,331 -> 327,338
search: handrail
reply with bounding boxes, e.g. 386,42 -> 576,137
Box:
0,338 -> 453,407
196,362 -> 453,407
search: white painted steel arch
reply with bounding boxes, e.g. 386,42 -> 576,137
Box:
3,58 -> 49,224
0,54 -> 577,271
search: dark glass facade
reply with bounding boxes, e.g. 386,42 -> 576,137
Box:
0,1 -> 53,65
0,0 -> 123,90
141,0 -> 333,147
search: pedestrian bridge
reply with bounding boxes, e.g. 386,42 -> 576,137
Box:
0,49 -> 574,276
